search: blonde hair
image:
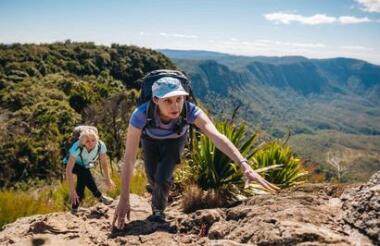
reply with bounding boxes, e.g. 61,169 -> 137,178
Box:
79,127 -> 99,146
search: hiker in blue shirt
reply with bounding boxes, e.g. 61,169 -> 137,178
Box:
65,127 -> 115,212
113,75 -> 279,227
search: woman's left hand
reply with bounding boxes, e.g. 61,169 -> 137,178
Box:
243,168 -> 280,193
105,179 -> 116,190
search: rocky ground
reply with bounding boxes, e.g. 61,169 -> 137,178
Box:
0,171 -> 379,245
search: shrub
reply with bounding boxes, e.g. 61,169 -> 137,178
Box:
252,141 -> 308,187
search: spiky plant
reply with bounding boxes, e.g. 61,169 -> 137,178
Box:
176,115 -> 307,212
252,141 -> 307,187
175,119 -> 283,210
190,120 -> 259,192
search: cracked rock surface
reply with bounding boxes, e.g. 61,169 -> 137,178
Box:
1,172 -> 379,245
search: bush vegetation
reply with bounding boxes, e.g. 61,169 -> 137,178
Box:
0,42 -> 174,187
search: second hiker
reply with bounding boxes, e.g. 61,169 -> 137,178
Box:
65,126 -> 115,212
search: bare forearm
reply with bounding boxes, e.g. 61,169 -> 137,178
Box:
119,159 -> 134,203
101,159 -> 112,180
119,124 -> 141,204
195,113 -> 250,172
66,167 -> 75,192
212,133 -> 250,171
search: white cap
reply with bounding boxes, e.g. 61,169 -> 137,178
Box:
152,77 -> 189,99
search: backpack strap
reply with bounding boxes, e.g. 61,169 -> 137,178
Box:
77,145 -> 85,166
95,142 -> 103,175
144,100 -> 156,130
187,85 -> 197,105
96,141 -> 102,160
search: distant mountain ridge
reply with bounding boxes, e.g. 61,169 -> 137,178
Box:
158,49 -> 309,64
159,49 -> 380,97
159,49 -> 380,131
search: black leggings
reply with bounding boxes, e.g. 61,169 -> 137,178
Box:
72,164 -> 102,208
141,133 -> 188,211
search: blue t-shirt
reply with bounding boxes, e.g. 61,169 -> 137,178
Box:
69,140 -> 107,168
129,101 -> 202,139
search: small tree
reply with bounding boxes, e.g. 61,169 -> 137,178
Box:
326,147 -> 362,182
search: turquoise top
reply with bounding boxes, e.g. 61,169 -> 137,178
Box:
69,140 -> 107,168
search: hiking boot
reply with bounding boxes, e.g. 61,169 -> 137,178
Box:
71,200 -> 80,214
71,203 -> 79,214
146,184 -> 153,194
148,210 -> 166,223
99,194 -> 113,205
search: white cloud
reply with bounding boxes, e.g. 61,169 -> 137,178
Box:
213,38 -> 327,55
264,13 -> 336,25
292,42 -> 326,48
256,40 -> 326,48
159,32 -> 198,39
339,16 -> 371,24
264,12 -> 373,25
241,41 -> 270,47
355,0 -> 380,13
340,45 -> 374,51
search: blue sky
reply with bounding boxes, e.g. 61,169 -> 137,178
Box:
1,0 -> 380,64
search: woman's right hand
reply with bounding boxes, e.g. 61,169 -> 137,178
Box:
69,190 -> 80,205
112,200 -> 131,229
